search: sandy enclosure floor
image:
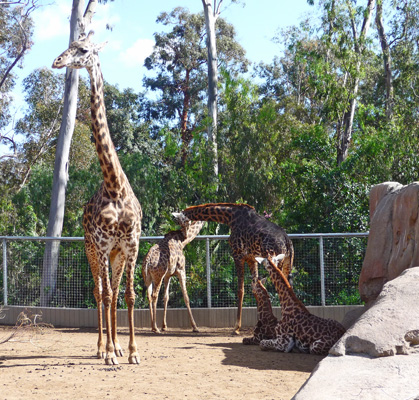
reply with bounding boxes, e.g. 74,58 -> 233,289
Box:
0,325 -> 323,400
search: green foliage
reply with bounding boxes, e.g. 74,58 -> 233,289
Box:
4,2 -> 419,308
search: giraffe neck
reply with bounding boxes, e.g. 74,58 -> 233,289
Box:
183,203 -> 254,226
87,61 -> 127,199
265,260 -> 308,316
254,281 -> 275,321
180,221 -> 204,248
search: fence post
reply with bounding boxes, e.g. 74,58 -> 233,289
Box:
206,237 -> 212,308
319,236 -> 326,306
2,238 -> 7,306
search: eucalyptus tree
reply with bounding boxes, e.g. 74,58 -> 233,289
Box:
41,0 -> 100,307
143,7 -> 247,169
0,0 -> 38,144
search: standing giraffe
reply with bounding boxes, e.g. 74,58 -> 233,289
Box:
257,255 -> 346,355
142,220 -> 204,333
172,203 -> 294,334
52,32 -> 141,365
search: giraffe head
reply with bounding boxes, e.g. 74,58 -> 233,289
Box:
172,212 -> 190,226
52,31 -> 107,70
251,277 -> 267,292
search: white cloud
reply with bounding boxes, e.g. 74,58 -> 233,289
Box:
34,0 -> 71,41
119,39 -> 154,69
89,3 -> 121,37
34,1 -> 121,43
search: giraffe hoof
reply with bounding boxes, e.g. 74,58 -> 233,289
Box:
192,328 -> 200,333
115,349 -> 124,357
128,354 -> 141,365
105,355 -> 119,365
97,351 -> 105,359
231,329 -> 240,336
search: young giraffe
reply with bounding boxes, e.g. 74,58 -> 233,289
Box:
52,32 -> 141,365
243,277 -> 295,351
142,220 -> 204,333
172,203 -> 294,334
257,255 -> 346,355
243,278 -> 278,344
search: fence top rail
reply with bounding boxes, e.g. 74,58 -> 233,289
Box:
0,232 -> 369,242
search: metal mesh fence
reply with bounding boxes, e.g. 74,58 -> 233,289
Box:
0,234 -> 367,309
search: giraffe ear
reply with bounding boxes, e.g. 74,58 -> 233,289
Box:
95,41 -> 108,53
172,212 -> 190,225
272,254 -> 285,265
255,257 -> 265,264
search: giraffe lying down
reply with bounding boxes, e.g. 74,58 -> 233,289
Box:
256,255 -> 346,356
243,277 -> 295,351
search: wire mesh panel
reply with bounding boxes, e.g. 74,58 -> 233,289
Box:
0,234 -> 367,309
291,237 -> 323,306
323,236 -> 366,305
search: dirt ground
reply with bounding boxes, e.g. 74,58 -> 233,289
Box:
0,325 -> 323,400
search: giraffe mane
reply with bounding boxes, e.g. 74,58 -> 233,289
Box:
184,202 -> 255,212
266,256 -> 292,290
266,256 -> 308,311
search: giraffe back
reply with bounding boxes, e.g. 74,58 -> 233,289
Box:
178,203 -> 294,275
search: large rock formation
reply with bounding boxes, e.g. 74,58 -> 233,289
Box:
359,182 -> 419,304
293,182 -> 419,399
332,267 -> 419,357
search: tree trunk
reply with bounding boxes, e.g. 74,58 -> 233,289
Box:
180,69 -> 192,166
337,0 -> 375,165
375,0 -> 394,120
202,0 -> 221,184
41,0 -> 97,306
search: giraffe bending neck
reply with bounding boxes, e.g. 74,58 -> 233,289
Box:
173,203 -> 255,225
261,256 -> 308,315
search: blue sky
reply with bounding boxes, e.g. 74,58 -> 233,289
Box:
3,0 -> 315,155
19,0 -> 315,90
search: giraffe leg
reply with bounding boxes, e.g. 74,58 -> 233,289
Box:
260,335 -> 295,352
150,278 -> 163,333
98,253 -> 118,365
110,248 -> 125,358
84,239 -> 105,359
243,322 -> 263,345
143,273 -> 156,332
124,251 -> 140,365
233,258 -> 245,335
310,340 -> 331,355
295,338 -> 310,354
161,274 -> 172,332
176,265 -> 199,333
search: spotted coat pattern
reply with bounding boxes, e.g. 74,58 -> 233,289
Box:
243,278 -> 279,345
52,32 -> 142,366
259,257 -> 346,355
173,203 -> 294,334
142,221 -> 204,333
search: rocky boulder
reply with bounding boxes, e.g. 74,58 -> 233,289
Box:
331,267 -> 419,357
359,182 -> 419,304
293,267 -> 419,400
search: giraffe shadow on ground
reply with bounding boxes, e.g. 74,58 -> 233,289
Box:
203,341 -> 324,372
